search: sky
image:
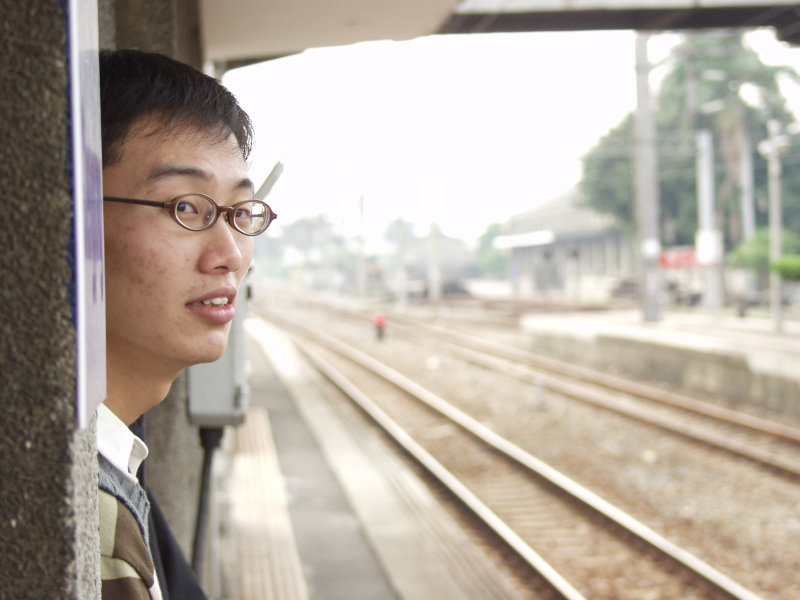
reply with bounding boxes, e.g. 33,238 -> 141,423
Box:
223,29 -> 800,251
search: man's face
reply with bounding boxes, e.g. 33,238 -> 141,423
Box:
102,120 -> 255,375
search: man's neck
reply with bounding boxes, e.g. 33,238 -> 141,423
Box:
105,352 -> 182,425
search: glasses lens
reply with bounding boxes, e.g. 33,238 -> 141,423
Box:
233,201 -> 270,235
174,195 -> 216,230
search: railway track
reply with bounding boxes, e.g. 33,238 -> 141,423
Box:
264,312 -> 766,600
390,314 -> 800,480
275,298 -> 800,481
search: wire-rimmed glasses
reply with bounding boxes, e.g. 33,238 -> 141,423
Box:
103,193 -> 277,236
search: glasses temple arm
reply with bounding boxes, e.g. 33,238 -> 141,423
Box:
103,196 -> 167,208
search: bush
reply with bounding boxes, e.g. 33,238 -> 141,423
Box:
728,227 -> 800,276
772,254 -> 800,281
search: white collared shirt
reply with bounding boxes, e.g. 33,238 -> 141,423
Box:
96,403 -> 149,483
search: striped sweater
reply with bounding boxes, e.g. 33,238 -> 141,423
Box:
99,488 -> 163,599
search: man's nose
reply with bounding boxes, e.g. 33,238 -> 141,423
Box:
200,217 -> 244,273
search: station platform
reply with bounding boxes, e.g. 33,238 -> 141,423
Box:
518,308 -> 800,419
219,303 -> 800,598
229,317 -> 526,600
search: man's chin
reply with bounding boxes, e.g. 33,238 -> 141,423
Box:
179,338 -> 229,367
192,346 -> 227,365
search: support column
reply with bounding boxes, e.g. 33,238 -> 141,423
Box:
102,0 -> 207,563
427,222 -> 443,303
633,32 -> 661,321
695,129 -> 724,315
758,120 -> 789,333
1,1 -> 102,597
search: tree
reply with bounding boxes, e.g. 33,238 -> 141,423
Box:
476,223 -> 509,276
384,218 -> 416,245
580,31 -> 800,249
728,226 -> 800,281
580,115 -> 636,237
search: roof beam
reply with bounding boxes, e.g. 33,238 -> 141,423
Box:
439,5 -> 800,43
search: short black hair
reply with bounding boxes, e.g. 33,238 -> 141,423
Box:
99,49 -> 253,166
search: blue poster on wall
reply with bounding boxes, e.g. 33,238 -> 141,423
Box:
69,0 -> 105,428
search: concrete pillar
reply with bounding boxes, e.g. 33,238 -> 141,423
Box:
100,0 -> 207,562
633,32 -> 661,321
1,1 -> 215,596
103,0 -> 200,60
1,1 -> 101,598
606,237 -> 617,276
427,223 -> 442,303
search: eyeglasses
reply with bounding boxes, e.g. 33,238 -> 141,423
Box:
103,193 -> 277,236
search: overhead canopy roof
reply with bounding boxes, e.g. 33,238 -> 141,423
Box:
199,0 -> 800,64
444,0 -> 800,42
199,0 -> 461,63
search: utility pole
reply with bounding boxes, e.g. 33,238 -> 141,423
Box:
427,222 -> 442,303
395,219 -> 408,309
634,32 -> 661,321
356,196 -> 367,296
739,129 -> 758,304
739,131 -> 756,242
758,120 -> 789,332
695,129 -> 724,315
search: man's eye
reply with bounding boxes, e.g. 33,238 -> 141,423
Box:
235,207 -> 252,220
176,200 -> 199,214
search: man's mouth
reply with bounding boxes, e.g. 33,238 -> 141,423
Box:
196,296 -> 230,306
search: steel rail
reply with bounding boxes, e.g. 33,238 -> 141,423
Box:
293,337 -> 588,600
267,302 -> 800,476
270,314 -> 766,600
279,296 -> 800,445
438,340 -> 800,480
391,313 -> 800,445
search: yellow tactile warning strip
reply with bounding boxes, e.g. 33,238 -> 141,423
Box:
234,406 -> 309,600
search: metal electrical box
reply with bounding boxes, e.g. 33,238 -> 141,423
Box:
187,282 -> 250,427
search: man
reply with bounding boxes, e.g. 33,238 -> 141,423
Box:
97,49 -> 276,599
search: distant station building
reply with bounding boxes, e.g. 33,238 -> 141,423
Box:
494,188 -> 636,305
383,225 -> 475,300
